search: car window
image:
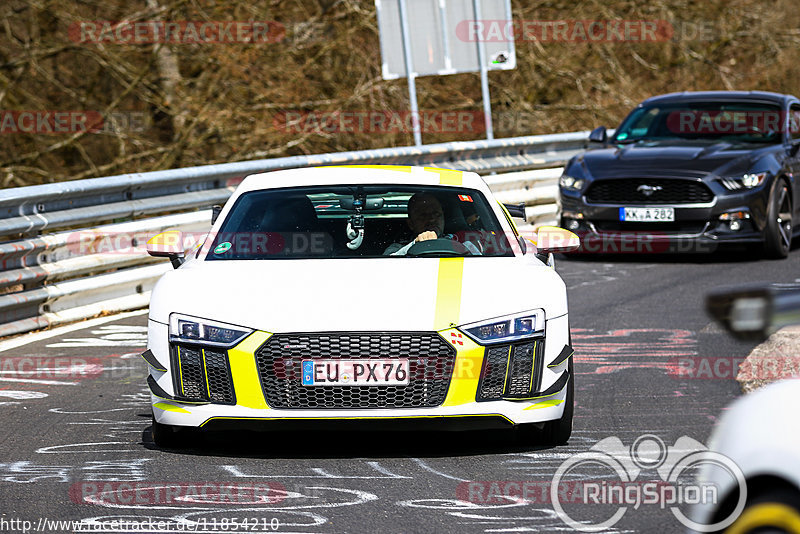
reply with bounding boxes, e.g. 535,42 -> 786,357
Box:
791,105 -> 800,142
205,185 -> 515,259
613,101 -> 784,144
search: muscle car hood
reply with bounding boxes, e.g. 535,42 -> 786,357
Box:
577,141 -> 778,178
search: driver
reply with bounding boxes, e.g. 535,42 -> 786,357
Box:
384,193 -> 481,255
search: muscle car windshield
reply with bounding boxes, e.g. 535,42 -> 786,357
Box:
614,101 -> 785,144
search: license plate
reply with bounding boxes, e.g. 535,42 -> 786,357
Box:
301,359 -> 409,386
620,207 -> 675,222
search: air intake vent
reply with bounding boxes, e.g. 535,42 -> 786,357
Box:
170,344 -> 235,405
477,340 -> 544,401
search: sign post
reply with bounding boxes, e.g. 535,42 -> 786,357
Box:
397,0 -> 422,146
375,0 -> 515,145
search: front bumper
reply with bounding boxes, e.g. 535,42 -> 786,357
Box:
145,315 -> 572,430
558,182 -> 772,253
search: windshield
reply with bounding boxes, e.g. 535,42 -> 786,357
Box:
205,185 -> 515,260
613,101 -> 785,144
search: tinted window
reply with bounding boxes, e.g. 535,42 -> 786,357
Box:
205,185 -> 514,259
614,101 -> 784,144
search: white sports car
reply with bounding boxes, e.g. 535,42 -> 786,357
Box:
143,165 -> 579,447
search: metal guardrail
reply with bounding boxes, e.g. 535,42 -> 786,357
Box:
0,130 -> 592,338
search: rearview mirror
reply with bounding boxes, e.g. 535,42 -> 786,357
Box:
339,198 -> 384,210
147,230 -> 185,268
535,226 -> 580,253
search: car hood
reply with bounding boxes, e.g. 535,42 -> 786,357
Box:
148,257 -> 568,332
577,141 -> 776,178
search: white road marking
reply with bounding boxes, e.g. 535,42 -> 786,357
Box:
36,442 -> 128,454
50,407 -> 132,414
365,461 -> 412,479
0,310 -> 147,353
412,458 -> 470,482
0,391 -> 48,400
47,325 -> 148,348
0,376 -> 78,386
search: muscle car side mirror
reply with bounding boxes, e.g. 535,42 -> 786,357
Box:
588,126 -> 608,144
147,230 -> 185,269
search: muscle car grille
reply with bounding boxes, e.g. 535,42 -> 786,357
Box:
586,179 -> 714,204
255,333 -> 456,409
170,344 -> 236,404
477,339 -> 544,401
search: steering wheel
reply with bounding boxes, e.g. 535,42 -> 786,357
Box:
406,238 -> 471,257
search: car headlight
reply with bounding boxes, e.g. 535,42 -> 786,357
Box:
460,310 -> 545,345
168,313 -> 253,348
720,172 -> 767,191
559,174 -> 585,191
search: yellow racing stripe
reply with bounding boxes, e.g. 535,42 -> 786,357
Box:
523,398 -> 564,410
153,402 -> 190,414
432,258 -> 464,330
441,328 -> 484,406
228,331 -> 272,409
425,167 -> 463,186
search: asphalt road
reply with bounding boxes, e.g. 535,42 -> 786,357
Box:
1,247 -> 798,534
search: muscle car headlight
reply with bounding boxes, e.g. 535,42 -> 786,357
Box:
720,172 -> 767,190
559,174 -> 585,191
741,172 -> 767,188
168,313 -> 252,347
460,310 -> 545,345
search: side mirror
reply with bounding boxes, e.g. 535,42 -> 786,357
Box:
588,126 -> 608,144
503,202 -> 526,221
535,226 -> 580,254
788,142 -> 800,157
147,230 -> 185,269
706,285 -> 800,341
211,205 -> 223,225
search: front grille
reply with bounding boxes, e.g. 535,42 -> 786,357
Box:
586,179 -> 714,204
255,333 -> 456,409
171,344 -> 235,404
477,340 -> 544,401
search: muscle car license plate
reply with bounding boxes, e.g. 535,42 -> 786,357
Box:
301,359 -> 409,386
619,207 -> 675,222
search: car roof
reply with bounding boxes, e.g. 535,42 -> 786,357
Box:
235,165 -> 485,193
639,90 -> 798,107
